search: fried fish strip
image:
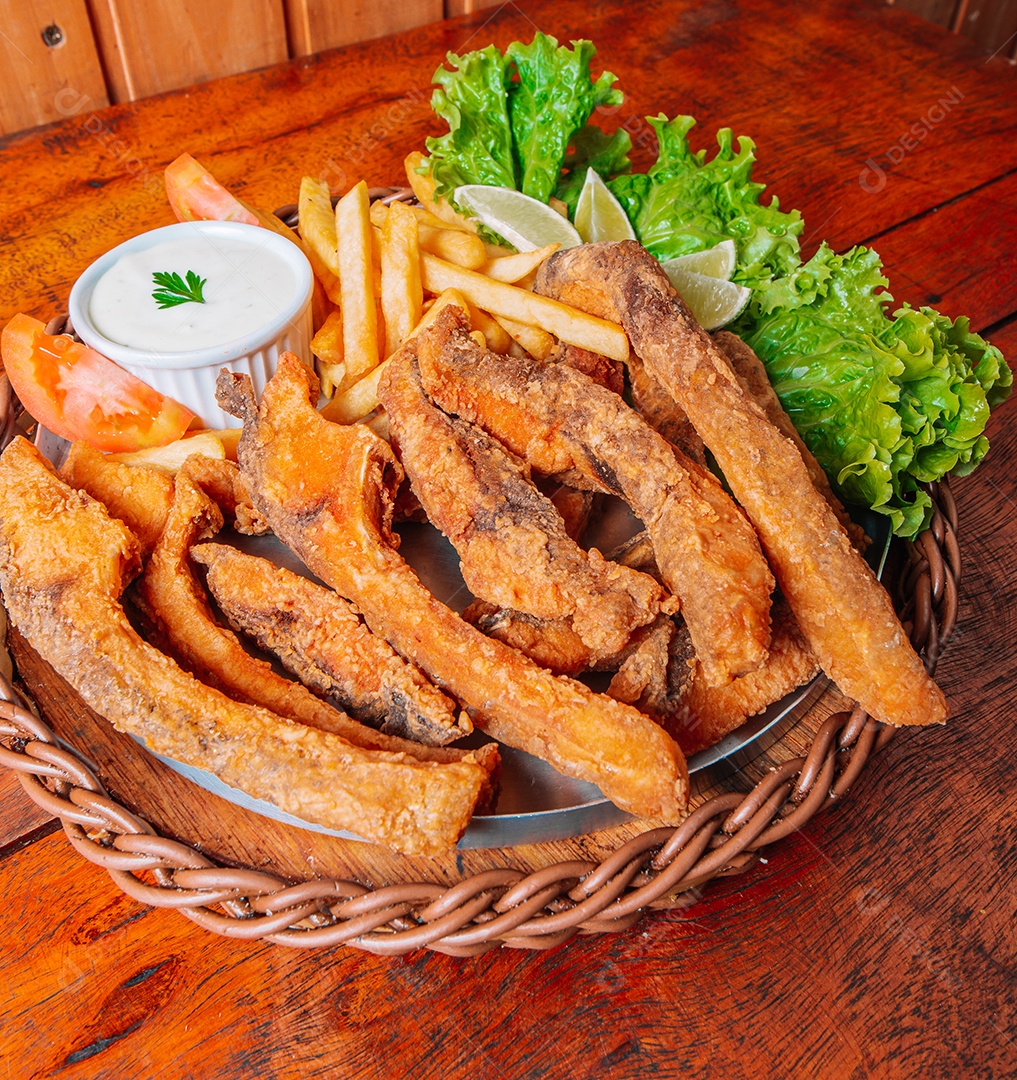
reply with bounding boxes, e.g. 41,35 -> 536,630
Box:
61,444 -> 269,557
713,330 -> 867,551
415,308 -> 773,687
664,601 -> 820,756
0,438 -> 487,856
626,350 -> 706,465
535,241 -> 946,726
217,352 -> 688,820
60,442 -> 173,558
378,346 -> 666,659
134,471 -> 492,779
190,543 -> 482,753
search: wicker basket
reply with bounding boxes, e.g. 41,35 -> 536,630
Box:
0,281 -> 961,956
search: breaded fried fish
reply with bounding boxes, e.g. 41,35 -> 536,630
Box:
534,241 -> 946,727
378,345 -> 667,660
0,437 -> 488,856
415,307 -> 774,687
217,352 -> 688,820
191,542 -> 480,751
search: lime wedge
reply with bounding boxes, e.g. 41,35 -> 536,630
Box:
454,185 -> 581,253
660,239 -> 737,281
665,267 -> 751,330
574,168 -> 636,244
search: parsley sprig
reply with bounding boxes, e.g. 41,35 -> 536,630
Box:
152,269 -> 207,309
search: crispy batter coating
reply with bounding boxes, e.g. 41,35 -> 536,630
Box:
0,437 -> 487,856
415,308 -> 773,687
626,350 -> 706,464
378,345 -> 666,660
535,241 -> 946,726
60,442 -> 173,558
665,601 -> 820,756
177,455 -> 270,536
217,352 -> 688,820
713,330 -> 867,551
191,542 -> 478,750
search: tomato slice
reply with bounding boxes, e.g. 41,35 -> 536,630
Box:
1,314 -> 196,453
164,153 -> 260,225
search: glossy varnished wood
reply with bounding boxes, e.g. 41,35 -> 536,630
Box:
1,1 -> 1016,1076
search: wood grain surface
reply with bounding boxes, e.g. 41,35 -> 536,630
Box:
1,1 -> 1016,1076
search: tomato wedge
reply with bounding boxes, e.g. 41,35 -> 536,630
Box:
164,153 -> 260,225
1,314 -> 196,452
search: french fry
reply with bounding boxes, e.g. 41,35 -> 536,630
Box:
483,244 -> 560,283
376,201 -> 483,266
404,152 -> 479,234
469,330 -> 487,349
105,431 -> 226,473
310,309 -> 345,397
410,205 -> 473,233
468,306 -> 513,353
419,253 -> 630,362
418,224 -> 487,269
298,176 -> 340,278
335,181 -> 380,391
379,201 -> 423,355
493,314 -> 556,361
196,427 -> 242,461
322,289 -> 470,423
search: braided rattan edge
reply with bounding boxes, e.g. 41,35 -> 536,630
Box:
0,344 -> 961,957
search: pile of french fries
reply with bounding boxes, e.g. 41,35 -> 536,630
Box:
295,152 -> 629,434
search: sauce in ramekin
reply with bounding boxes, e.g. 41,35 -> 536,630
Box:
88,231 -> 304,353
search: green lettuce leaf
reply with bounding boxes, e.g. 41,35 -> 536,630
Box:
422,34 -> 621,209
506,35 -> 622,203
608,115 -> 803,292
424,45 -> 516,201
745,244 -> 1012,537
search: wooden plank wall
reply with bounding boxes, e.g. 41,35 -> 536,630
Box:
1,0 -> 1015,138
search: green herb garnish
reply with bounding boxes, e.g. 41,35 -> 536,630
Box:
152,269 -> 207,308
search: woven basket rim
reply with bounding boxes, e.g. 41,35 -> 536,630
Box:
0,314 -> 961,956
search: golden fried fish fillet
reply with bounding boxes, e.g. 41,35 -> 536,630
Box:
217,352 -> 688,820
190,542 -> 479,751
378,346 -> 666,660
534,241 -> 946,727
712,330 -> 867,552
60,442 -> 173,558
626,350 -> 707,465
135,471 -> 494,787
664,600 -> 821,756
61,444 -> 269,557
415,308 -> 773,687
177,454 -> 270,536
0,437 -> 487,856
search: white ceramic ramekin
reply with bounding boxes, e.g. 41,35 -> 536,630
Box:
68,220 -> 313,428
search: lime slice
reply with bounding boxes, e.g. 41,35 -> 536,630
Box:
661,239 -> 737,281
574,168 -> 636,244
454,185 -> 581,253
665,267 -> 751,330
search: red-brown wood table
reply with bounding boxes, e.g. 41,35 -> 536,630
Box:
1,1 -> 1015,1076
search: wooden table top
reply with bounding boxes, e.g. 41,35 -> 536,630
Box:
2,1 -> 1016,1076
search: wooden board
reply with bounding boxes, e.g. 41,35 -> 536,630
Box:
0,0 -> 108,137
1,2 -> 1015,1075
87,0 -> 289,103
285,0 -> 444,56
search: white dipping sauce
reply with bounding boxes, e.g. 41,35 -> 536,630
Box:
88,232 -> 302,352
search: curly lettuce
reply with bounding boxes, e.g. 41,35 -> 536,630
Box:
743,245 -> 1012,536
608,115 -> 803,294
423,34 -> 621,206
